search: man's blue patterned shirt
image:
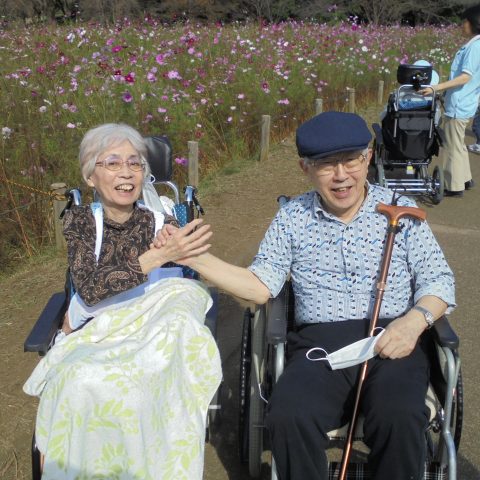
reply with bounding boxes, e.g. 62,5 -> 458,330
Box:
249,184 -> 455,325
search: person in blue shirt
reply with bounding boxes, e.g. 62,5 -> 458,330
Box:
163,111 -> 455,480
467,102 -> 480,153
420,5 -> 480,196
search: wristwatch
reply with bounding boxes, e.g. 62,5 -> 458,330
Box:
412,305 -> 435,329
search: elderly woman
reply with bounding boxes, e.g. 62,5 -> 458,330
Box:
24,124 -> 222,480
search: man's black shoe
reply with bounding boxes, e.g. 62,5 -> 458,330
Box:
444,189 -> 464,197
465,180 -> 475,190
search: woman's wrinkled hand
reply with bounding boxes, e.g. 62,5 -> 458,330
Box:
150,218 -> 212,264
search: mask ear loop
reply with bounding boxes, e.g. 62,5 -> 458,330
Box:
372,326 -> 385,337
144,174 -> 156,185
305,347 -> 329,362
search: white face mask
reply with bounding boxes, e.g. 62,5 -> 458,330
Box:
305,328 -> 385,370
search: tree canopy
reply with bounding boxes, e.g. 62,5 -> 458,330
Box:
0,0 -> 476,25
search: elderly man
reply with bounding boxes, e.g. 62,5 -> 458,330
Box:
167,111 -> 455,480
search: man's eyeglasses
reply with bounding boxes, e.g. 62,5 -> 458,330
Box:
95,155 -> 146,172
307,154 -> 366,176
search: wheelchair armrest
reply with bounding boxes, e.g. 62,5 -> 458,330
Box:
24,292 -> 67,355
266,284 -> 289,345
431,315 -> 459,350
372,123 -> 383,147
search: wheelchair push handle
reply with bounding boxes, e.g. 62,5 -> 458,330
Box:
376,202 -> 426,225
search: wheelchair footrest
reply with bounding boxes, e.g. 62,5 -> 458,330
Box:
327,461 -> 446,479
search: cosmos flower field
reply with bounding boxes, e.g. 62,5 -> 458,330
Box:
0,18 -> 462,260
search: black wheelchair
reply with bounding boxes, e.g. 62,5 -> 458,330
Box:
23,135 -> 223,479
239,212 -> 463,480
372,63 -> 445,204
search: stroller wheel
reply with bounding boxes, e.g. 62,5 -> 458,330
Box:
432,166 -> 444,204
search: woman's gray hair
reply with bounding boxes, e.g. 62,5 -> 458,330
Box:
79,123 -> 151,182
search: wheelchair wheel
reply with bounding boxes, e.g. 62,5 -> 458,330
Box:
453,367 -> 464,451
248,306 -> 267,478
238,308 -> 253,464
431,166 -> 444,205
32,433 -> 42,480
426,366 -> 463,465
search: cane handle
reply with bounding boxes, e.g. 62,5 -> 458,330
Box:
377,203 -> 426,225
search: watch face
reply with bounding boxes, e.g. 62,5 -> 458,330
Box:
424,311 -> 434,328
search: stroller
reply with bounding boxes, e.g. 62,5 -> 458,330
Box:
372,63 -> 444,204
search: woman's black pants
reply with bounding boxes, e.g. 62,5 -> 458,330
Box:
265,319 -> 430,480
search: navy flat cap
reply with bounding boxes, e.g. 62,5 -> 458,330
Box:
296,111 -> 372,159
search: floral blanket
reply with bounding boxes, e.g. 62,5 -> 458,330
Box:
23,278 -> 222,480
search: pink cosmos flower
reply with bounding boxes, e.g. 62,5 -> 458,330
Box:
122,92 -> 133,103
124,72 -> 135,83
158,107 -> 167,113
278,99 -> 290,105
174,157 -> 188,166
167,70 -> 182,80
147,72 -> 157,82
66,123 -> 76,128
155,54 -> 165,65
112,45 -> 123,53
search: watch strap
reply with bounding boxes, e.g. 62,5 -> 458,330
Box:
412,305 -> 435,329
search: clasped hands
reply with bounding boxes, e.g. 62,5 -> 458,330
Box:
150,218 -> 212,265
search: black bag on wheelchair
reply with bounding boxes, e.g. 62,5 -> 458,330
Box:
382,96 -> 440,161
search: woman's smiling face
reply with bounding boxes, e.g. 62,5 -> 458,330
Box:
86,140 -> 144,221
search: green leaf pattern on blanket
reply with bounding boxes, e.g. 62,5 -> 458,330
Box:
88,400 -> 139,434
161,423 -> 203,480
24,279 -> 222,480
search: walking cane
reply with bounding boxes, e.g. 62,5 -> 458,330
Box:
338,199 -> 427,480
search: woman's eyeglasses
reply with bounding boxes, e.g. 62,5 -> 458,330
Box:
95,155 -> 146,172
307,154 -> 366,176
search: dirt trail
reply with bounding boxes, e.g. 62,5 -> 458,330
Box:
2,113 -> 480,480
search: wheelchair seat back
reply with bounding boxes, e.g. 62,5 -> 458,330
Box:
144,135 -> 173,182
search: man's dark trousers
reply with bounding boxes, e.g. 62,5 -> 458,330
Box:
265,319 -> 430,480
